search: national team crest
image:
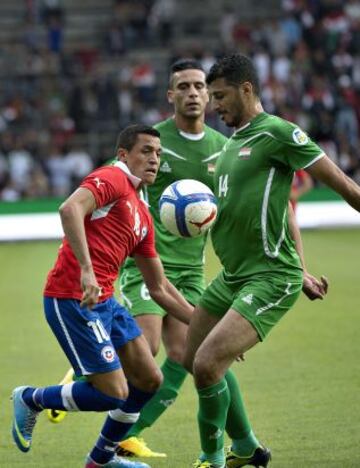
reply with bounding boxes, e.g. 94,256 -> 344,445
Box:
292,128 -> 308,145
207,163 -> 215,174
101,345 -> 116,363
238,147 -> 252,159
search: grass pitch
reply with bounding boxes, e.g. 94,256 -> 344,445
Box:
0,229 -> 359,467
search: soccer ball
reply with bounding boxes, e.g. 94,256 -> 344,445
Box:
159,179 -> 217,238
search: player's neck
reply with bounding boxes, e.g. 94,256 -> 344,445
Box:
173,114 -> 204,134
236,101 -> 264,129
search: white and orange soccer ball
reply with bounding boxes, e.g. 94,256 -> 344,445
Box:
159,179 -> 218,238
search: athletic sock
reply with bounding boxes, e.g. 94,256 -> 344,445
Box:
225,369 -> 260,456
198,449 -> 225,467
22,382 -> 124,412
90,383 -> 155,465
197,378 -> 230,466
126,357 -> 187,438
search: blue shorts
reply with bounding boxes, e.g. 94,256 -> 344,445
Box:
44,296 -> 142,377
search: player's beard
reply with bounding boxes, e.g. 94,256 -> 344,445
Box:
229,99 -> 247,128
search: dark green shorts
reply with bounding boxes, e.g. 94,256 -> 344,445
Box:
199,269 -> 303,340
119,263 -> 205,317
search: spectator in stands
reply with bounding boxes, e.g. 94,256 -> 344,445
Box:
0,0 -> 358,203
8,137 -> 34,194
64,141 -> 93,192
44,143 -> 70,196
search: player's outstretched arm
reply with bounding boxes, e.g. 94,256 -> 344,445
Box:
59,187 -> 101,308
307,155 -> 360,212
288,202 -> 328,300
134,255 -> 194,324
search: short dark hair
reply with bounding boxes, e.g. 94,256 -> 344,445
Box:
116,124 -> 160,152
206,54 -> 260,96
169,59 -> 204,88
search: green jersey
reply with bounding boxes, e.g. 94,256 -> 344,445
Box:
141,117 -> 227,269
212,112 -> 324,279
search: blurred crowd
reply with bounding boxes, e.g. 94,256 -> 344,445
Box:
0,0 -> 359,200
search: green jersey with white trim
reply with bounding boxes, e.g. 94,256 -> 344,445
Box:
149,118 -> 227,268
123,118 -> 227,270
212,112 -> 324,279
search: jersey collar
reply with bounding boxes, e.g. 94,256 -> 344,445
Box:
113,161 -> 142,189
178,129 -> 205,140
234,112 -> 267,135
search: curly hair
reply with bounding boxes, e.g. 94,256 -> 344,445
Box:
206,54 -> 260,96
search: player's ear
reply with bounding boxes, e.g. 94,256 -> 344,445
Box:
240,81 -> 252,97
167,89 -> 174,104
117,148 -> 128,162
205,88 -> 209,104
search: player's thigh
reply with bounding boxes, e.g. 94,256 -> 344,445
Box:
183,271 -> 235,372
120,263 -> 166,318
135,314 -> 163,356
193,309 -> 259,386
44,296 -> 121,378
183,305 -> 221,374
117,334 -> 162,393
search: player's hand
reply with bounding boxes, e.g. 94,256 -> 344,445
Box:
302,272 -> 328,301
80,267 -> 101,309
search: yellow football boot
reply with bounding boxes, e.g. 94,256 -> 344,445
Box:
116,437 -> 167,458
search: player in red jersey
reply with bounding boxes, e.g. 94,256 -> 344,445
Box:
290,169 -> 314,212
11,124 -> 194,468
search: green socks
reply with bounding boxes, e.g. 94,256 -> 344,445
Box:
197,378 -> 230,466
225,369 -> 260,456
126,358 -> 187,438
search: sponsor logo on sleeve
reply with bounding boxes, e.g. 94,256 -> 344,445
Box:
93,177 -> 106,189
292,128 -> 309,145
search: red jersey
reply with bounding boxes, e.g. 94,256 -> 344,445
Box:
290,169 -> 307,210
44,162 -> 157,301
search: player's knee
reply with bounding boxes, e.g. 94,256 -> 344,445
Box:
146,367 -> 163,392
182,353 -> 194,374
132,367 -> 163,393
148,339 -> 160,357
193,353 -> 218,386
166,347 -> 184,364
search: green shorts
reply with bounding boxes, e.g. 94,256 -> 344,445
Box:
119,263 -> 206,317
199,269 -> 303,340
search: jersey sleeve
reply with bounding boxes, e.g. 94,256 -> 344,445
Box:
80,166 -> 126,208
271,120 -> 325,171
132,216 -> 158,258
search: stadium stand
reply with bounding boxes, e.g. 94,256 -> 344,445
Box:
0,0 -> 358,200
